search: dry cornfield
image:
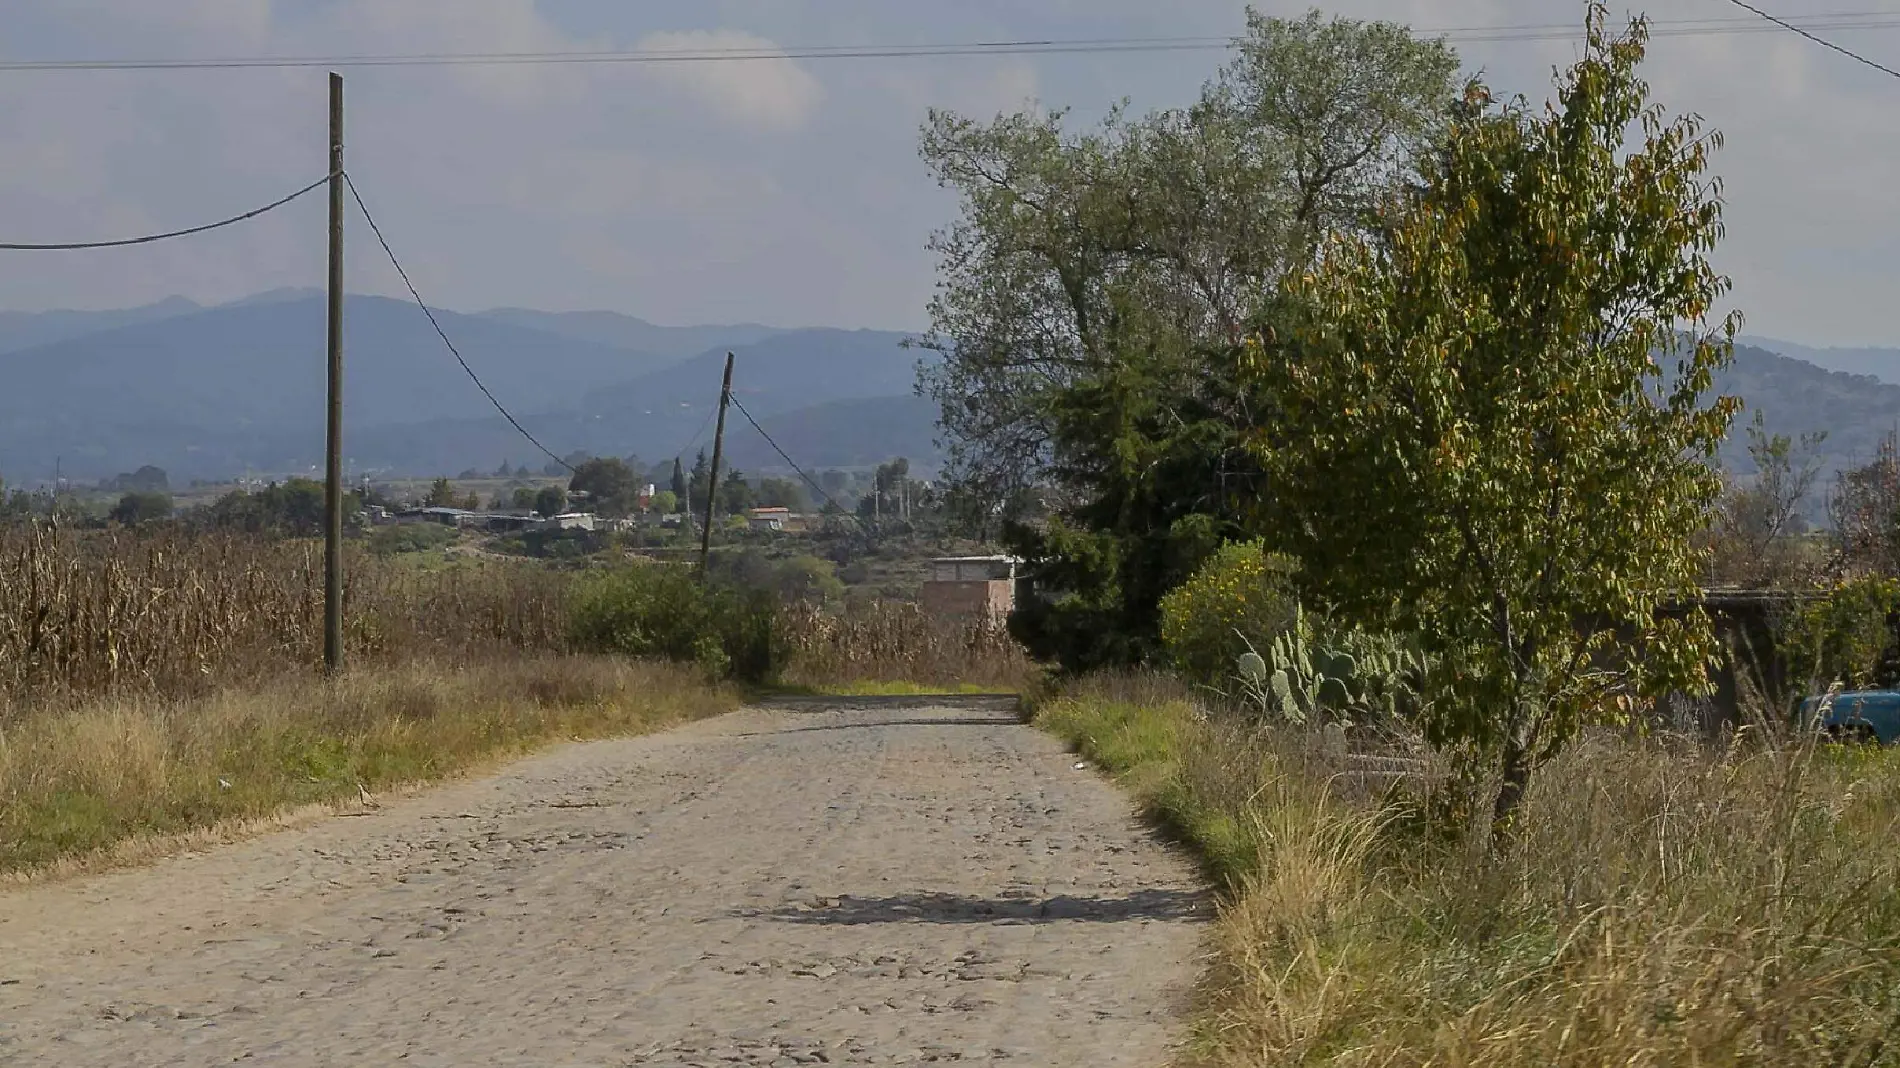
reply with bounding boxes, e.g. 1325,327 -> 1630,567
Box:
777,599 -> 1039,692
0,524 -> 571,711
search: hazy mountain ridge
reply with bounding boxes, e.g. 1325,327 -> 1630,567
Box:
0,294 -> 1893,490
477,308 -> 791,362
581,328 -> 925,421
1713,343 -> 1900,481
0,294 -> 933,482
1741,335 -> 1900,385
0,296 -> 203,354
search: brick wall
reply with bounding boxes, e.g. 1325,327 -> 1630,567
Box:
922,579 -> 1013,621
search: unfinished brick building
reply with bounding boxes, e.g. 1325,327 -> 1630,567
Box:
921,556 -> 1019,624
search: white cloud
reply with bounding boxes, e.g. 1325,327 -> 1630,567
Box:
0,0 -> 1894,343
634,29 -> 824,132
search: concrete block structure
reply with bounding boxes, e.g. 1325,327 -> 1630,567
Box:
922,556 -> 1020,623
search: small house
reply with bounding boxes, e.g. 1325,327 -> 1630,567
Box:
748,506 -> 793,532
480,511 -> 542,533
922,555 -> 1021,623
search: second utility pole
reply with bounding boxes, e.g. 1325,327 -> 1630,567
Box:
324,71 -> 346,674
698,351 -> 735,577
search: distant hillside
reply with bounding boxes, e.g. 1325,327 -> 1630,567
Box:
581,328 -> 925,420
724,396 -> 943,476
0,294 -> 674,481
1741,335 -> 1900,385
328,394 -> 945,479
477,308 -> 789,362
333,331 -> 939,476
14,292 -> 1894,493
0,296 -> 202,354
1713,343 -> 1900,484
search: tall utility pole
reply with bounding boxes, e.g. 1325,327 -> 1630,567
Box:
698,351 -> 736,576
324,72 -> 346,674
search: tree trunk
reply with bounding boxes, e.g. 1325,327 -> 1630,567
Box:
1490,732 -> 1533,847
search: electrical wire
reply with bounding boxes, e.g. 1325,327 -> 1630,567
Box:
1717,0 -> 1900,80
726,394 -> 864,523
343,171 -> 575,474
671,404 -> 718,464
6,12 -> 1900,72
0,173 -> 330,249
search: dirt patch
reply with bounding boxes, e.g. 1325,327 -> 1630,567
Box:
0,702 -> 1207,1066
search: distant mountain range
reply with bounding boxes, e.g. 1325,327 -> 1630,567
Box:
0,291 -> 1894,502
1714,343 -> 1900,483
1742,336 -> 1900,385
0,292 -> 933,484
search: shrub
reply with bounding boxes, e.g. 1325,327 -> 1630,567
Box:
1159,539 -> 1299,687
1778,576 -> 1900,691
568,563 -> 785,684
1237,603 -> 1431,727
367,522 -> 458,556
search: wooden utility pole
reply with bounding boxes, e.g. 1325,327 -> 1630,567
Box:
324,72 -> 346,674
698,352 -> 736,576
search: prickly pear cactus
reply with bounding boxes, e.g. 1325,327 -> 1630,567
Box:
1236,604 -> 1430,726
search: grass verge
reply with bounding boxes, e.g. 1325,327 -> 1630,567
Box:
0,655 -> 735,878
1035,671 -> 1900,1066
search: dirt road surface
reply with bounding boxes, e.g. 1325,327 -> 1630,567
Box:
0,700 -> 1208,1066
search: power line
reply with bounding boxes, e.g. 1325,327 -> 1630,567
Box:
0,173 -> 329,249
0,39 -> 1229,71
726,394 -> 861,522
342,171 -> 575,474
1717,0 -> 1900,80
6,13 -> 1900,72
672,404 -> 718,463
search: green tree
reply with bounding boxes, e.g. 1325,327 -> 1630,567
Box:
0,476 -> 35,520
569,457 -> 640,517
1243,8 -> 1737,838
109,491 -> 173,526
650,489 -> 680,515
774,555 -> 845,603
1708,412 -> 1827,587
195,478 -> 332,535
717,472 -> 755,515
688,450 -> 712,516
670,457 -> 689,505
1158,539 -> 1299,687
917,9 -> 1458,671
533,485 -> 568,518
425,478 -> 459,508
109,465 -> 170,494
1827,431 -> 1900,576
511,487 -> 538,511
755,478 -> 809,512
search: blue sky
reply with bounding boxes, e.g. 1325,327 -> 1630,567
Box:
0,1 -> 1895,346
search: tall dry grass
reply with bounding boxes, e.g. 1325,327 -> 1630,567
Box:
0,526 -> 732,876
776,599 -> 1041,693
0,526 -> 1044,874
0,524 -> 570,711
0,655 -> 734,877
1037,674 -> 1900,1067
